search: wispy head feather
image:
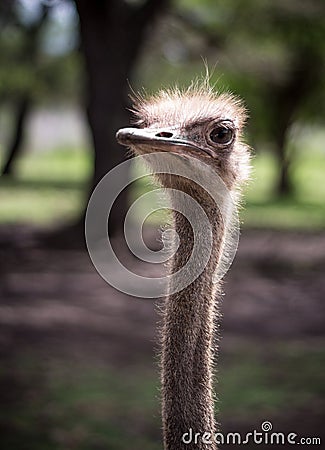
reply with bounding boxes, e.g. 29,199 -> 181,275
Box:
130,76 -> 247,131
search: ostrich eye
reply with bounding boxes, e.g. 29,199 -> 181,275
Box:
209,124 -> 234,145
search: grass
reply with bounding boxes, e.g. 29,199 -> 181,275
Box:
0,148 -> 91,224
0,145 -> 324,229
1,341 -> 324,449
241,150 -> 325,229
218,341 -> 325,419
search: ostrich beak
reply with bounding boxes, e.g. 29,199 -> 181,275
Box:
116,127 -> 213,156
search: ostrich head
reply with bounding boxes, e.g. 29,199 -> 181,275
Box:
116,82 -> 250,191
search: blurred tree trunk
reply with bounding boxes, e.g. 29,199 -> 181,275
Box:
2,96 -> 31,175
75,0 -> 167,236
1,5 -> 48,177
269,46 -> 322,197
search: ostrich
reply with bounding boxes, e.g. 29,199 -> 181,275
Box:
116,80 -> 250,450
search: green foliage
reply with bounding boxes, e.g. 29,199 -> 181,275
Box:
0,1 -> 81,103
138,0 -> 325,147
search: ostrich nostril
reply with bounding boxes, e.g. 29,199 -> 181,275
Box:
156,131 -> 173,138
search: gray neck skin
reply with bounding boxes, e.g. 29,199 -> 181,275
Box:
161,203 -> 224,450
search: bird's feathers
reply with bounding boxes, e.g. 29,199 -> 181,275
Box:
130,79 -> 247,131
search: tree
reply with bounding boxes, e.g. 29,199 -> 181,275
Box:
0,2 -> 49,176
0,0 -> 80,177
74,0 -> 168,235
259,2 -> 325,195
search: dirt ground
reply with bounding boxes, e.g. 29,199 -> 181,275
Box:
1,226 -> 324,357
0,225 -> 324,448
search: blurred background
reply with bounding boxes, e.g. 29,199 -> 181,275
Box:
0,0 -> 324,449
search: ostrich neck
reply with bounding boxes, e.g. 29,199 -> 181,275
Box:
161,202 -> 225,450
